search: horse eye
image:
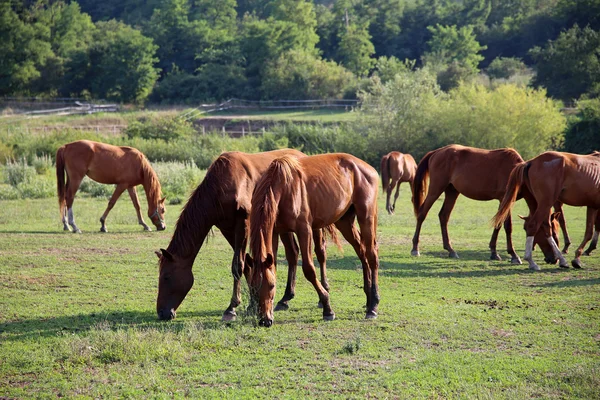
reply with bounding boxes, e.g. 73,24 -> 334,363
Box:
163,275 -> 170,282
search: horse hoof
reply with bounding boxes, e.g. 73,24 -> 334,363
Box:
73,229 -> 82,234
222,311 -> 237,322
584,251 -> 592,256
511,256 -> 523,265
63,226 -> 71,232
411,250 -> 420,257
323,313 -> 335,321
559,263 -> 570,269
490,253 -> 502,261
449,252 -> 459,259
571,259 -> 582,269
365,310 -> 378,319
529,264 -> 540,271
274,302 -> 289,312
100,227 -> 107,233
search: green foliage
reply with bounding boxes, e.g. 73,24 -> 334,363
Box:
151,161 -> 204,202
373,56 -> 413,84
486,57 -> 528,80
261,50 -> 356,100
530,25 -> 600,100
125,116 -> 195,142
563,98 -> 600,154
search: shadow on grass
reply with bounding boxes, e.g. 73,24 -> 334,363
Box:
535,278 -> 600,288
0,308 -> 227,342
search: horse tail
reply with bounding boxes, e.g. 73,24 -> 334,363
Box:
56,146 -> 66,220
380,153 -> 390,193
412,150 -> 434,217
492,162 -> 527,228
324,225 -> 343,252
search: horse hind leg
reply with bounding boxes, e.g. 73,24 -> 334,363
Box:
572,208 -> 597,269
499,210 -> 522,264
391,180 -> 402,214
438,186 -> 460,258
65,174 -> 85,233
411,180 -> 447,257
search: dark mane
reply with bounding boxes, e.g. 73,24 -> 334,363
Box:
166,156 -> 230,256
250,156 -> 302,261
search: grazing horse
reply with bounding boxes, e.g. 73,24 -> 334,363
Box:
380,151 -> 417,214
493,151 -> 600,270
411,144 -> 525,263
56,140 -> 166,233
155,149 -> 330,322
247,153 -> 380,327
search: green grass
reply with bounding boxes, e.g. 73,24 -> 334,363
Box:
1,190 -> 599,398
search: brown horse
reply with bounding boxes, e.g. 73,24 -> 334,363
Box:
247,153 -> 380,327
155,149 -> 331,322
493,151 -> 600,270
56,140 -> 165,233
380,151 -> 417,214
411,144 -> 527,262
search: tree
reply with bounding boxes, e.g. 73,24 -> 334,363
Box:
0,2 -> 52,95
424,24 -> 487,74
261,50 -> 355,99
66,20 -> 159,103
530,25 -> 600,100
336,22 -> 375,76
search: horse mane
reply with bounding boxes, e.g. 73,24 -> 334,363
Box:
166,156 -> 229,256
141,154 -> 162,202
250,156 -> 302,261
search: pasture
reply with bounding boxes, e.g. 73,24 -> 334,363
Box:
1,190 -> 599,398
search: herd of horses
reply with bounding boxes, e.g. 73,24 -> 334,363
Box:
55,140 -> 600,327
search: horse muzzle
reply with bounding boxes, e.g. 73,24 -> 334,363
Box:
544,256 -> 558,265
158,308 -> 176,320
157,224 -> 166,231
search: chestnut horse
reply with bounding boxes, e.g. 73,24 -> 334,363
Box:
56,140 -> 166,233
411,144 -> 526,262
380,151 -> 417,214
247,153 -> 380,327
493,151 -> 600,270
155,149 -> 331,322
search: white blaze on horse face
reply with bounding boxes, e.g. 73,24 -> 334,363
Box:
547,236 -> 568,267
524,236 -> 540,271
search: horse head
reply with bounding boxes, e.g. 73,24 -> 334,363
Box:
149,197 -> 167,231
155,248 -> 194,320
244,253 -> 276,327
520,212 -> 561,264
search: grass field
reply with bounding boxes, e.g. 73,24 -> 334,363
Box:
1,189 -> 599,398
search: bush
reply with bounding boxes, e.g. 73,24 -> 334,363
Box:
152,161 -> 204,203
4,158 -> 38,186
79,177 -> 114,199
0,184 -> 20,200
486,57 -> 528,80
17,174 -> 55,199
125,116 -> 195,142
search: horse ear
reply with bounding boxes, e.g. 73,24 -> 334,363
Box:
154,250 -> 162,259
265,253 -> 274,268
244,253 -> 254,269
551,211 -> 561,219
160,197 -> 166,204
518,215 -> 527,221
160,248 -> 173,261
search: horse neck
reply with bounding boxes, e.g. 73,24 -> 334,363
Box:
166,187 -> 219,261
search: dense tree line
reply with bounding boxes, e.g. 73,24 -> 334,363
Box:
1,0 -> 599,103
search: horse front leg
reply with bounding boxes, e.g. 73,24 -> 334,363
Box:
222,218 -> 248,322
313,228 -> 329,309
297,226 -> 334,321
553,202 -> 571,254
99,183 -> 127,232
584,209 -> 600,256
127,186 -> 151,231
275,232 -> 298,311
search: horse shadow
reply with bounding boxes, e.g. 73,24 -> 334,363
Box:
0,309 -> 225,343
534,278 -> 600,288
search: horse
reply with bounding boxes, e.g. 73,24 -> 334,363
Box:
493,151 -> 600,270
247,153 -> 380,327
56,140 -> 166,233
380,151 -> 417,214
411,144 -> 527,263
155,149 -> 331,322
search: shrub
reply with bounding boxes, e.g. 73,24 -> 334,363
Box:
4,158 -> 37,186
125,116 -> 195,142
0,184 -> 20,200
486,57 -> 528,80
152,161 -> 204,203
563,98 -> 600,154
17,175 -> 55,199
79,177 -> 114,199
